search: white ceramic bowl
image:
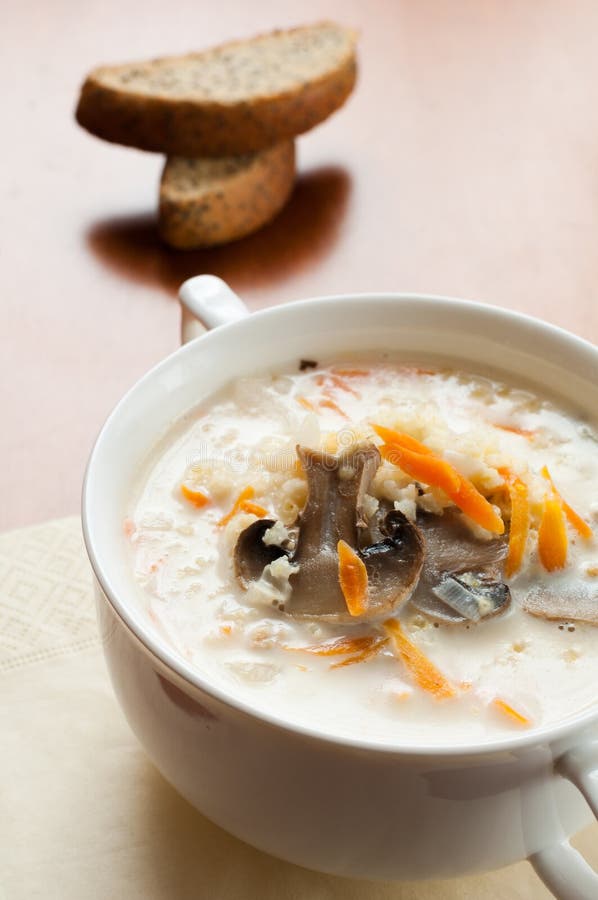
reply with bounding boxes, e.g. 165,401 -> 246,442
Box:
83,276 -> 598,899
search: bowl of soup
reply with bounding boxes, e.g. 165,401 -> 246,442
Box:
83,276 -> 598,897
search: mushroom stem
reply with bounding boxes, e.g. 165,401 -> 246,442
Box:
286,444 -> 380,617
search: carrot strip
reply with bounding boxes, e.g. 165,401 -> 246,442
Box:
337,540 -> 369,616
374,425 -> 505,535
218,486 -> 255,527
384,619 -> 456,699
316,372 -> 360,395
180,484 -> 210,508
287,635 -> 382,656
453,479 -> 503,534
372,423 -> 433,455
332,368 -> 370,378
541,466 -> 593,539
504,476 -> 530,577
319,397 -> 349,419
493,698 -> 530,727
329,374 -> 360,397
493,423 -> 535,438
379,444 -> 461,495
296,395 -> 316,412
330,637 -> 389,669
538,496 -> 568,571
240,500 -> 268,517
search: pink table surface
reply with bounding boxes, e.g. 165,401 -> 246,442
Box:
2,0 -> 598,530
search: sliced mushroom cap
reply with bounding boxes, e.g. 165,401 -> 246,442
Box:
520,584 -> 598,624
234,442 -> 424,623
359,508 -> 425,609
234,519 -> 288,587
410,509 -> 511,624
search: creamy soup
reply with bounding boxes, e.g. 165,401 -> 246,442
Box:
126,360 -> 598,746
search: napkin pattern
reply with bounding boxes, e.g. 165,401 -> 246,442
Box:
0,518 -> 97,672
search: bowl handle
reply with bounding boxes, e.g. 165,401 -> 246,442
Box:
530,739 -> 598,899
179,275 -> 250,344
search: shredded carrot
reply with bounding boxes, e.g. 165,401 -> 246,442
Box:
372,424 -> 433,456
319,397 -> 349,419
330,637 -> 389,669
123,517 -> 136,537
337,540 -> 369,615
296,395 -> 316,412
316,372 -> 360,395
538,496 -> 568,571
374,425 -> 504,535
287,635 -> 382,656
492,698 -> 530,727
395,366 -> 437,376
448,472 -> 505,533
493,423 -> 535,438
220,625 -> 232,636
541,466 -> 593,539
180,483 -> 210,508
332,368 -> 370,378
218,486 -> 255,527
384,619 -> 456,699
239,500 -> 268,518
379,444 -> 461,494
504,476 -> 530,577
329,374 -> 360,397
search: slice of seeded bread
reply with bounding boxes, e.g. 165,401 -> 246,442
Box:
75,22 -> 357,156
159,140 -> 296,249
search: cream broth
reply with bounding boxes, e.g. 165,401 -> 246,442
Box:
127,361 -> 598,745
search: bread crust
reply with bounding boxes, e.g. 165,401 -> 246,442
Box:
75,24 -> 357,156
158,140 -> 296,249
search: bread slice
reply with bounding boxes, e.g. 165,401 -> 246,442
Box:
159,140 -> 295,249
75,22 -> 357,157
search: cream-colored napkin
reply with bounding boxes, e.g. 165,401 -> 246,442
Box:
2,516 -> 594,899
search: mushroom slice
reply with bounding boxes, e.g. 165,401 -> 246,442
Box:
359,508 -> 424,608
521,585 -> 598,625
433,573 -> 510,623
234,519 -> 289,588
233,442 -> 424,623
411,509 -> 511,624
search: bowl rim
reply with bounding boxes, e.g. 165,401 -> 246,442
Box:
82,290 -> 598,757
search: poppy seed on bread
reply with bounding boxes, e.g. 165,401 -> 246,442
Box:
76,22 -> 357,156
159,141 -> 296,248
